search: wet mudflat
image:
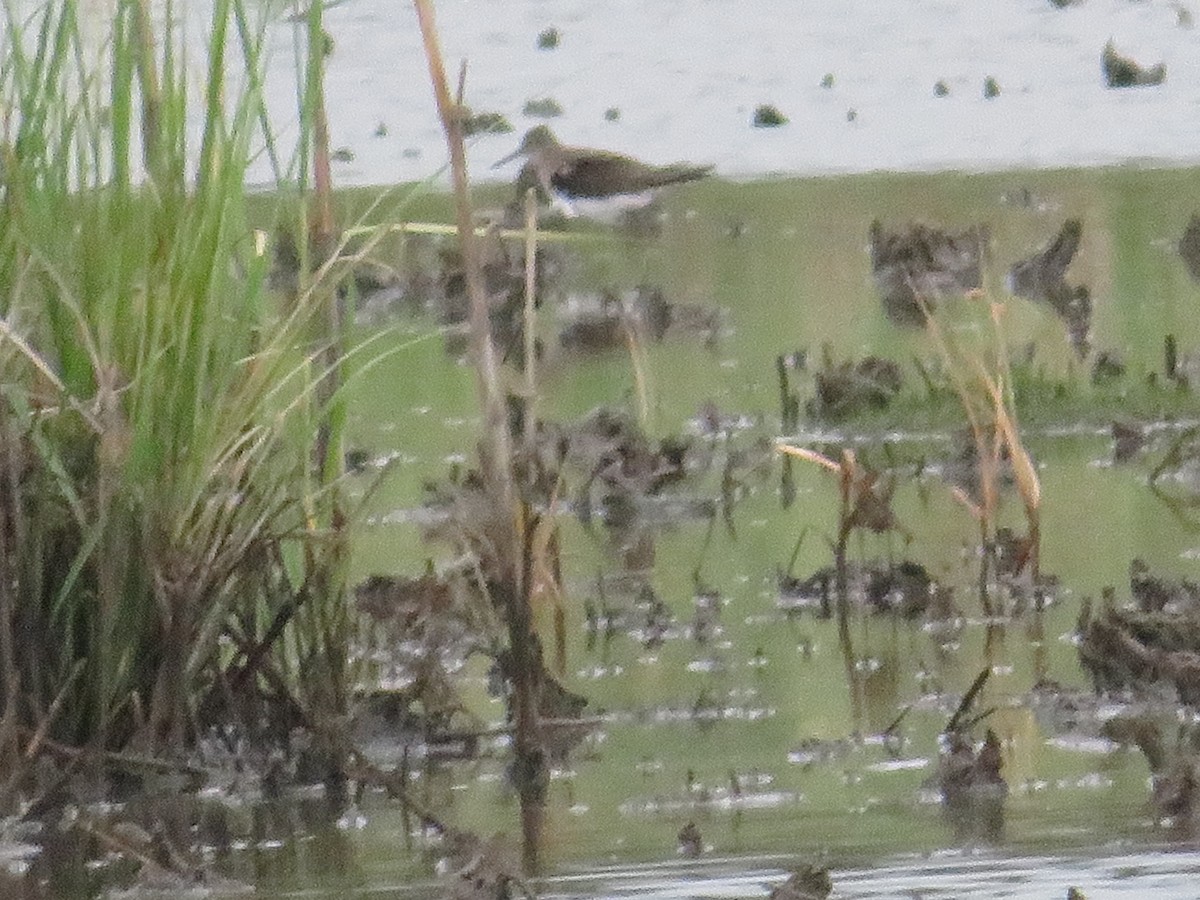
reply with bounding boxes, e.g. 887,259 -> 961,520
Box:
15,3 -> 1200,898
222,163 -> 1200,897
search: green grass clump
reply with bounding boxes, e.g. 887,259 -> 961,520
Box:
0,0 -> 364,785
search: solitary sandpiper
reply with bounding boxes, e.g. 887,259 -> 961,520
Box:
492,125 -> 712,220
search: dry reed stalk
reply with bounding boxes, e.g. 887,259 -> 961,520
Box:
523,188 -> 538,447
920,289 -> 1042,590
414,0 -> 545,872
413,0 -> 514,515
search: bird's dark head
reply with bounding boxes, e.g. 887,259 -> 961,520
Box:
493,125 -> 560,168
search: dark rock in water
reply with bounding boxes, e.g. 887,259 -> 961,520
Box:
807,351 -> 903,420
677,821 -> 703,858
769,863 -> 832,900
868,220 -> 988,325
1049,0 -> 1081,7
933,79 -> 950,97
1178,215 -> 1200,281
536,26 -> 560,50
983,76 -> 1001,98
1102,40 -> 1166,88
1007,219 -> 1091,358
752,104 -> 788,127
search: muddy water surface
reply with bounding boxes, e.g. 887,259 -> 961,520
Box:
254,164 -> 1200,897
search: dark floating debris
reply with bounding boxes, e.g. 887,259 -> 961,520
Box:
933,80 -> 950,97
536,26 -> 560,49
1077,591 -> 1200,704
1177,215 -> 1200,282
676,821 -> 703,858
779,559 -> 940,619
1091,349 -> 1125,385
868,220 -> 988,325
808,349 -> 903,420
434,229 -> 559,365
983,76 -> 1001,99
270,227 -> 401,305
1007,218 -> 1091,358
557,286 -> 721,352
522,96 -> 564,118
934,669 -> 1007,842
1130,558 -> 1200,615
462,109 -> 514,136
438,832 -> 535,900
820,73 -> 834,89
1103,707 -> 1200,831
752,104 -> 789,127
604,106 -> 621,121
1102,40 -> 1166,88
768,863 -> 832,900
776,352 -> 803,433
562,406 -> 696,523
1164,332 -> 1190,389
1111,420 -> 1145,464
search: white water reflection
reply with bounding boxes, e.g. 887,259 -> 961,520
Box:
527,849 -> 1200,899
248,0 -> 1200,187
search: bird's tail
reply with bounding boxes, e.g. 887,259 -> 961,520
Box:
649,163 -> 714,187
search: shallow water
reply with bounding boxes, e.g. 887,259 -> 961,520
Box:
26,3 -> 1200,896
244,0 -> 1200,187
252,163 -> 1200,898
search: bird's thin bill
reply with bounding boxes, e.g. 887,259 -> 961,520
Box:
492,148 -> 523,169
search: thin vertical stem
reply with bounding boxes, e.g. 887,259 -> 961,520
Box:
412,0 -> 513,517
522,188 -> 537,448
